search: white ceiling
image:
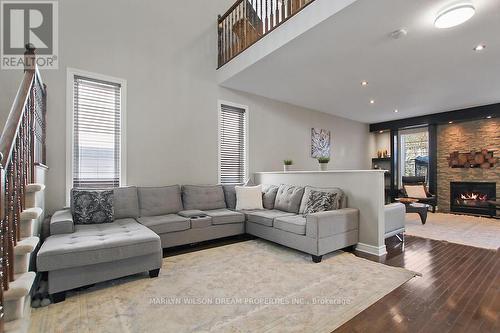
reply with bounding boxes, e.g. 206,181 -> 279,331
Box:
220,0 -> 500,123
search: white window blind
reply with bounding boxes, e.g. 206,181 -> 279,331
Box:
72,75 -> 122,188
219,104 -> 247,184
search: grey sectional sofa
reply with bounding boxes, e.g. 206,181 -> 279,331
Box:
37,184 -> 359,301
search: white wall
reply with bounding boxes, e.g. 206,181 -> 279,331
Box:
0,0 -> 369,213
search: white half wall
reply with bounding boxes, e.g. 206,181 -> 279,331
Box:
0,0 -> 370,213
254,170 -> 387,256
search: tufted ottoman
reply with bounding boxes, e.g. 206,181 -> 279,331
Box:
37,218 -> 162,302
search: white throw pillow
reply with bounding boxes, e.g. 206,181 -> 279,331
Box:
235,185 -> 264,210
404,185 -> 427,199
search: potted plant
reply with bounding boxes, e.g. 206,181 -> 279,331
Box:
283,160 -> 293,172
317,157 -> 330,171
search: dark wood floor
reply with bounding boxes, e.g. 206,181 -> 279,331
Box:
335,235 -> 500,333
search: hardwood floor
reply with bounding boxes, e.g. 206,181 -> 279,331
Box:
335,235 -> 500,333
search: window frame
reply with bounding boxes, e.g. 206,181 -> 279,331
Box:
66,68 -> 127,205
217,100 -> 249,185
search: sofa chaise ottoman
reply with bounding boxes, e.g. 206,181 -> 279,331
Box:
37,188 -> 162,302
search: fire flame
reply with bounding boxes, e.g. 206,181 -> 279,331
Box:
460,192 -> 488,201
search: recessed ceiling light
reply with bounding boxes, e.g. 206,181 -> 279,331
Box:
370,100 -> 375,104
486,116 -> 492,119
394,109 -> 399,113
473,44 -> 486,51
449,121 -> 453,124
361,81 -> 368,86
434,3 -> 475,29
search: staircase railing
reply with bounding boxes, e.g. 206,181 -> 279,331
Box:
218,0 -> 315,67
0,45 -> 47,331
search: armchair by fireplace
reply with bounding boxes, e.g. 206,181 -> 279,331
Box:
402,176 -> 437,213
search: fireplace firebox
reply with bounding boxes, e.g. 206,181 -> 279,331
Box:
450,182 -> 496,216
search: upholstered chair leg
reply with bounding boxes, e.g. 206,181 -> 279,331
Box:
149,269 -> 160,278
312,255 -> 323,263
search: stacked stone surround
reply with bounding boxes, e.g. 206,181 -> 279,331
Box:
437,118 -> 500,213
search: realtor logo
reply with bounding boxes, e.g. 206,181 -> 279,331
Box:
1,0 -> 58,69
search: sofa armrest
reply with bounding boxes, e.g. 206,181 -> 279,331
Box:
384,203 -> 405,236
306,208 -> 359,239
50,209 -> 75,235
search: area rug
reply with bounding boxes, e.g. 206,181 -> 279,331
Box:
405,213 -> 500,250
30,239 -> 416,333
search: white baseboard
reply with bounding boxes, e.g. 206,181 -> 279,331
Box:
355,243 -> 387,256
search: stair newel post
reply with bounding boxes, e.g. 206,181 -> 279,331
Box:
29,87 -> 36,183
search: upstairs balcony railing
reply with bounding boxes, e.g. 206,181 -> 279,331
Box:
218,0 -> 315,67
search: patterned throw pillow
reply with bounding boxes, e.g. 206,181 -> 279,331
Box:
302,190 -> 338,216
71,189 -> 114,224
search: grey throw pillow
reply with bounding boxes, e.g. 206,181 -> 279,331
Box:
302,190 -> 337,217
71,189 -> 114,224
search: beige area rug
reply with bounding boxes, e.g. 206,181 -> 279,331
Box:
405,213 -> 500,250
30,239 -> 416,333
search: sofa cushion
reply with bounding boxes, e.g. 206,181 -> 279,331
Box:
37,219 -> 160,272
71,189 -> 114,224
138,185 -> 183,217
203,209 -> 245,225
137,214 -> 190,234
222,185 -> 238,209
114,186 -> 139,219
182,185 -> 226,210
246,209 -> 296,227
274,215 -> 307,235
262,184 -> 279,210
299,186 -> 346,214
274,185 -> 305,213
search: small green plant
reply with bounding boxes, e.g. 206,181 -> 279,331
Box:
284,159 -> 293,166
317,157 -> 330,164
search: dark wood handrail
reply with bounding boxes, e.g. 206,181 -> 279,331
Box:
219,0 -> 245,22
0,71 -> 35,168
218,0 -> 316,68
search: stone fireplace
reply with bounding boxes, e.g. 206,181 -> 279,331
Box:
450,182 -> 496,216
437,118 -> 499,213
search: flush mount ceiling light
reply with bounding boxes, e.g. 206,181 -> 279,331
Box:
473,44 -> 486,51
434,2 -> 475,29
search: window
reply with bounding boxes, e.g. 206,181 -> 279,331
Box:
218,102 -> 248,184
398,127 -> 429,186
67,69 -> 126,199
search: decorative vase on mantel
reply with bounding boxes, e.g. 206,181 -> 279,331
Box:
317,157 -> 330,171
283,160 -> 293,172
